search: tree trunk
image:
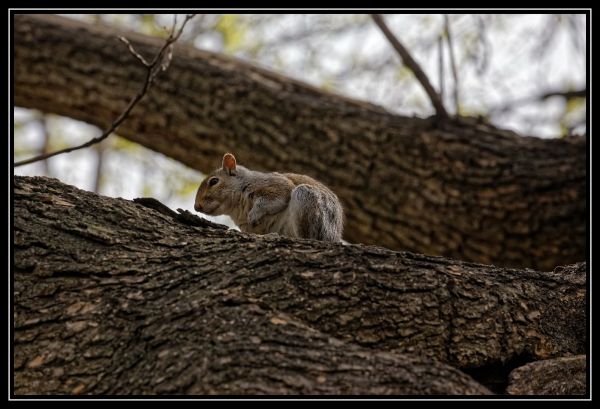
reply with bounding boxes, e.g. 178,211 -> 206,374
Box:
13,14 -> 586,271
13,176 -> 586,395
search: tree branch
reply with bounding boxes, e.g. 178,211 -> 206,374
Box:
489,88 -> 587,115
13,175 -> 496,395
13,14 -> 195,168
444,14 -> 460,114
540,89 -> 587,100
37,114 -> 51,175
371,14 -> 448,119
437,34 -> 445,102
13,15 -> 587,270
13,175 -> 586,394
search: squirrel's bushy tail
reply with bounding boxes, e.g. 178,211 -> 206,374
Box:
289,184 -> 344,242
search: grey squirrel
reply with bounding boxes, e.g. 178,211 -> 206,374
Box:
194,153 -> 344,242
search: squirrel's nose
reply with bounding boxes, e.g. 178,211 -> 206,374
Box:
194,203 -> 202,212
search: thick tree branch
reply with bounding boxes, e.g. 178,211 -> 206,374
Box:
13,14 -> 195,168
13,175 -> 493,395
13,176 -> 586,394
13,15 -> 586,270
371,14 -> 448,119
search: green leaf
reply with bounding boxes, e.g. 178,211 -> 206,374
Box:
215,14 -> 246,52
565,96 -> 585,114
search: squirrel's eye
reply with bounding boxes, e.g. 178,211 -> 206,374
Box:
208,177 -> 219,187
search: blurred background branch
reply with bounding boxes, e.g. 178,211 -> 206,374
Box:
13,14 -> 196,168
14,13 -> 587,218
371,14 -> 448,119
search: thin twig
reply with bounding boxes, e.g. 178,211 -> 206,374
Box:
14,14 -> 196,168
92,141 -> 105,194
444,15 -> 460,115
541,89 -> 586,100
489,88 -> 587,115
38,114 -> 51,175
437,34 -> 444,103
119,36 -> 150,66
371,14 -> 448,119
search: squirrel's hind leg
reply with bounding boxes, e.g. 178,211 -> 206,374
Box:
289,184 -> 343,242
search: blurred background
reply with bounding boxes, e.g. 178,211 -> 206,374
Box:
13,14 -> 587,226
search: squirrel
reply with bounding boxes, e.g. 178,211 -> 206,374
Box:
194,153 -> 344,242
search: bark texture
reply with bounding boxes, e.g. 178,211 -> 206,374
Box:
13,14 -> 586,270
506,355 -> 587,395
13,176 -> 586,395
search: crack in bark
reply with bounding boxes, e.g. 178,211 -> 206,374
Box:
12,176 -> 587,395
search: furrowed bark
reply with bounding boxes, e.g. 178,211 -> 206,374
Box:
13,14 -> 586,270
14,289 -> 489,395
13,176 -> 586,394
506,355 -> 587,395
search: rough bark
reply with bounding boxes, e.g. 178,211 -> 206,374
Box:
13,14 -> 586,271
13,176 -> 586,395
506,355 -> 587,396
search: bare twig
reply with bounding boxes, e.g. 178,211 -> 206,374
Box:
437,34 -> 444,103
371,14 -> 448,119
444,15 -> 460,114
540,89 -> 587,100
14,14 -> 196,168
489,88 -> 587,115
38,114 -> 51,175
92,141 -> 106,194
473,15 -> 490,75
119,36 -> 150,66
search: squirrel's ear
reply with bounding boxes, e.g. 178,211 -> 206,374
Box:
222,153 -> 237,176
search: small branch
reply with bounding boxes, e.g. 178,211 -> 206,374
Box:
92,140 -> 105,194
119,36 -> 150,66
437,34 -> 444,103
38,114 -> 51,175
14,14 -> 196,168
444,15 -> 460,115
489,88 -> 587,115
371,14 -> 448,119
540,89 -> 587,100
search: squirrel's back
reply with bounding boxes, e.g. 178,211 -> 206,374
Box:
283,173 -> 344,242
